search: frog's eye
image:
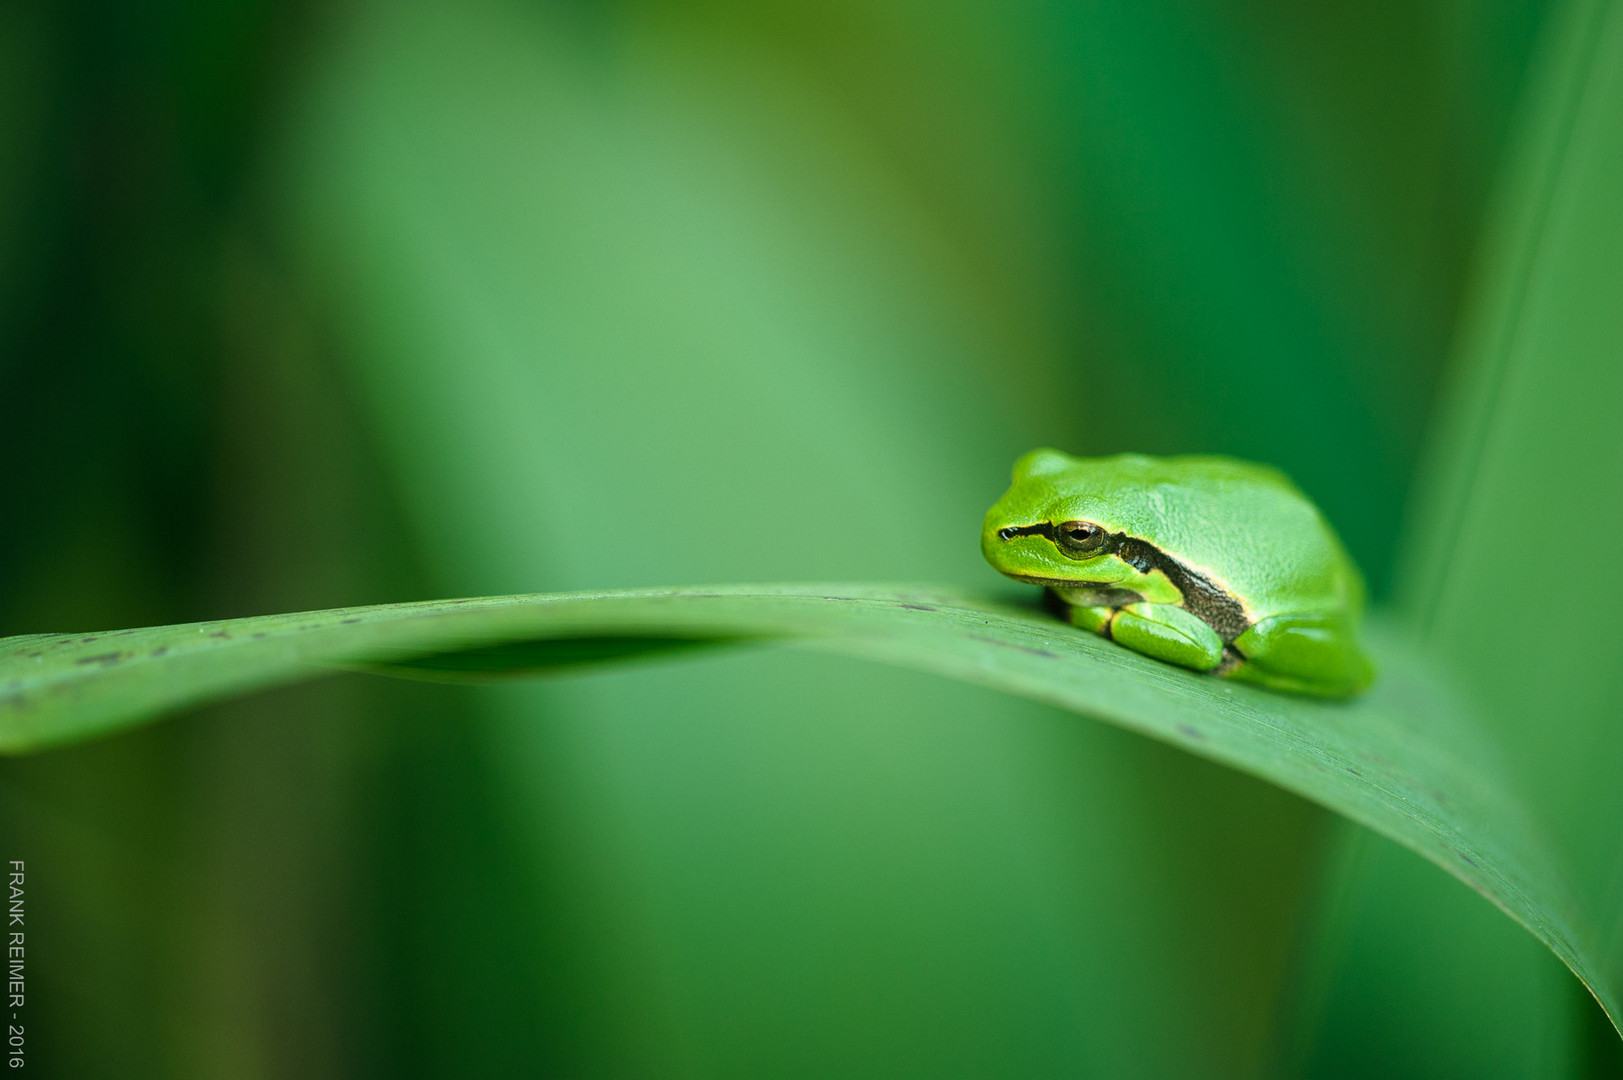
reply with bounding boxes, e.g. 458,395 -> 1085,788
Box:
1055,520 -> 1106,557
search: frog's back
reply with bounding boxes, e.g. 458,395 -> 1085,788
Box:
1074,454 -> 1363,621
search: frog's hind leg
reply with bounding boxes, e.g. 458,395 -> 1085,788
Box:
1227,611 -> 1374,697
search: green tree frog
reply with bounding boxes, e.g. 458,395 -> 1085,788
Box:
982,449 -> 1373,697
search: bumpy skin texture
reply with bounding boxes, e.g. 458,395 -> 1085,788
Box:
982,449 -> 1374,697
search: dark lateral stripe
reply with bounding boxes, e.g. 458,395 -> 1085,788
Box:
997,523 -> 1055,541
1113,534 -> 1251,641
1001,521 -> 1250,641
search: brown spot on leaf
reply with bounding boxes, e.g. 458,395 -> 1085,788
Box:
967,634 -> 1058,659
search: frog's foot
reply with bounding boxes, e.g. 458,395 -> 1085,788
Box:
1100,602 -> 1224,672
1226,611 -> 1374,698
1065,603 -> 1116,635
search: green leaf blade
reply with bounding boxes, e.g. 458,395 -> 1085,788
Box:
2,582 -> 1608,1026
1390,0 -> 1623,1043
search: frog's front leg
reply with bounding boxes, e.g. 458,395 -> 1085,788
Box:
1064,603 -> 1117,635
1110,602 -> 1225,671
1065,599 -> 1224,672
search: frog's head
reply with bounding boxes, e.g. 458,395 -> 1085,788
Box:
981,448 -> 1145,586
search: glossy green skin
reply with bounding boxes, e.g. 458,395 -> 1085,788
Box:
982,449 -> 1373,697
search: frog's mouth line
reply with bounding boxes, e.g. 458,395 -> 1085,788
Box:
1000,572 -> 1099,588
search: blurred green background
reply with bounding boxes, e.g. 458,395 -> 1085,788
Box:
0,0 -> 1608,1075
